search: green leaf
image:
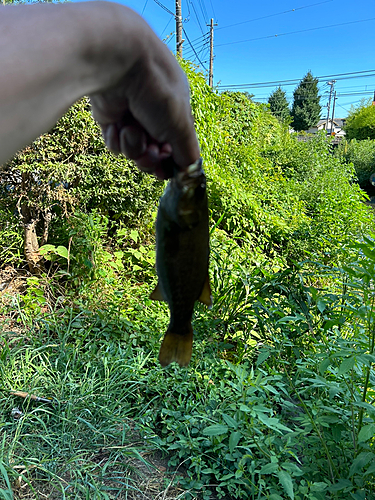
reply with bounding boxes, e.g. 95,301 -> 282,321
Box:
319,357 -> 330,374
281,462 -> 303,476
220,472 -> 235,481
239,404 -> 251,413
364,462 -> 375,476
256,349 -> 270,366
277,470 -> 294,500
358,424 -> 375,443
310,482 -> 328,492
349,452 -> 373,477
259,462 -> 278,474
130,230 -> 139,242
39,244 -> 56,255
317,298 -> 326,313
229,431 -> 241,454
328,478 -> 353,492
202,424 -> 228,436
56,246 -> 69,259
258,414 -> 292,433
222,413 -> 238,429
338,356 -> 355,375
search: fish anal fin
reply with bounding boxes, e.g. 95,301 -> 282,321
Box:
150,283 -> 165,301
198,274 -> 212,308
159,326 -> 193,368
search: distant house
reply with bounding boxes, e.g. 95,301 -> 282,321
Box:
306,118 -> 346,138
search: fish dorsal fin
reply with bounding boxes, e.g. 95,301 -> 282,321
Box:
150,283 -> 166,301
198,275 -> 212,308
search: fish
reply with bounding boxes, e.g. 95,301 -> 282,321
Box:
150,158 -> 212,367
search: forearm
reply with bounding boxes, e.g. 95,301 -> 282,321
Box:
0,1 -> 146,165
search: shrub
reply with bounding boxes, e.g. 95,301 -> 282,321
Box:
336,138 -> 375,186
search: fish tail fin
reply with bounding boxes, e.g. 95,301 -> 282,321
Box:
159,325 -> 193,368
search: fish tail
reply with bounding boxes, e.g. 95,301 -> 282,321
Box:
158,325 -> 193,368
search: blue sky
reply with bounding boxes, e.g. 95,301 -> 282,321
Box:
109,0 -> 375,118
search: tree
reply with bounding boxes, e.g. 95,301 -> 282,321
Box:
268,87 -> 290,122
291,71 -> 321,131
345,99 -> 375,140
0,98 -> 160,273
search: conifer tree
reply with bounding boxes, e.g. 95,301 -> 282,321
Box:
268,87 -> 290,122
291,71 -> 321,131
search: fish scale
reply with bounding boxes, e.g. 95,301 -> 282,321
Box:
150,158 -> 212,367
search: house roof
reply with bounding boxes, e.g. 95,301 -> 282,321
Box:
316,118 -> 345,128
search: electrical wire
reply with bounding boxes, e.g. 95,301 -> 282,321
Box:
219,70 -> 375,89
160,14 -> 174,38
183,36 -> 210,56
189,0 -> 205,33
153,0 -> 176,18
182,26 -> 208,70
216,17 -> 375,48
209,0 -> 216,21
184,39 -> 210,58
197,0 -> 209,25
165,32 -> 176,46
141,0 -> 149,15
252,91 -> 374,101
216,0 -> 333,31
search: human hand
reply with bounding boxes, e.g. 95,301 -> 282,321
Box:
89,5 -> 200,179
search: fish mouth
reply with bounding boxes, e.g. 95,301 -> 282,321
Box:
175,158 -> 205,188
187,158 -> 203,174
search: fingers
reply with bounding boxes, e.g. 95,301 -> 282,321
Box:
102,122 -> 176,179
119,126 -> 147,159
89,10 -> 201,177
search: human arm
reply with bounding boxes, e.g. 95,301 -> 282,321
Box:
0,1 -> 200,177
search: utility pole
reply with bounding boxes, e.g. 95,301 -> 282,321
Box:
207,18 -> 218,88
175,0 -> 183,57
330,91 -> 337,135
326,81 -> 336,134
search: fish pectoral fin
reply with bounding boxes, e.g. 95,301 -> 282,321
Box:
198,274 -> 213,308
159,327 -> 193,368
150,283 -> 166,301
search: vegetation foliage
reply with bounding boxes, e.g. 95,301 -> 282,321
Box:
291,72 -> 321,132
336,137 -> 375,187
268,87 -> 290,123
0,61 -> 375,499
345,100 -> 375,141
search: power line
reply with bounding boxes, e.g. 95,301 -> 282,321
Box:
219,70 -> 375,89
197,0 -> 209,24
184,39 -> 210,57
183,34 -> 210,55
216,0 -> 333,31
160,14 -> 174,37
252,91 -> 375,101
182,26 -> 208,71
141,0 -> 149,15
153,0 -> 176,18
189,0 -> 205,33
183,36 -> 210,56
216,17 -> 375,48
189,32 -> 210,44
165,32 -> 176,46
208,0 -> 216,21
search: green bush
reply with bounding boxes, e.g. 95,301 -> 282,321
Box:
0,208 -> 23,268
336,138 -> 375,186
345,100 -> 375,140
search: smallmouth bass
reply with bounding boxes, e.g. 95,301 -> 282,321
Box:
150,158 -> 212,367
